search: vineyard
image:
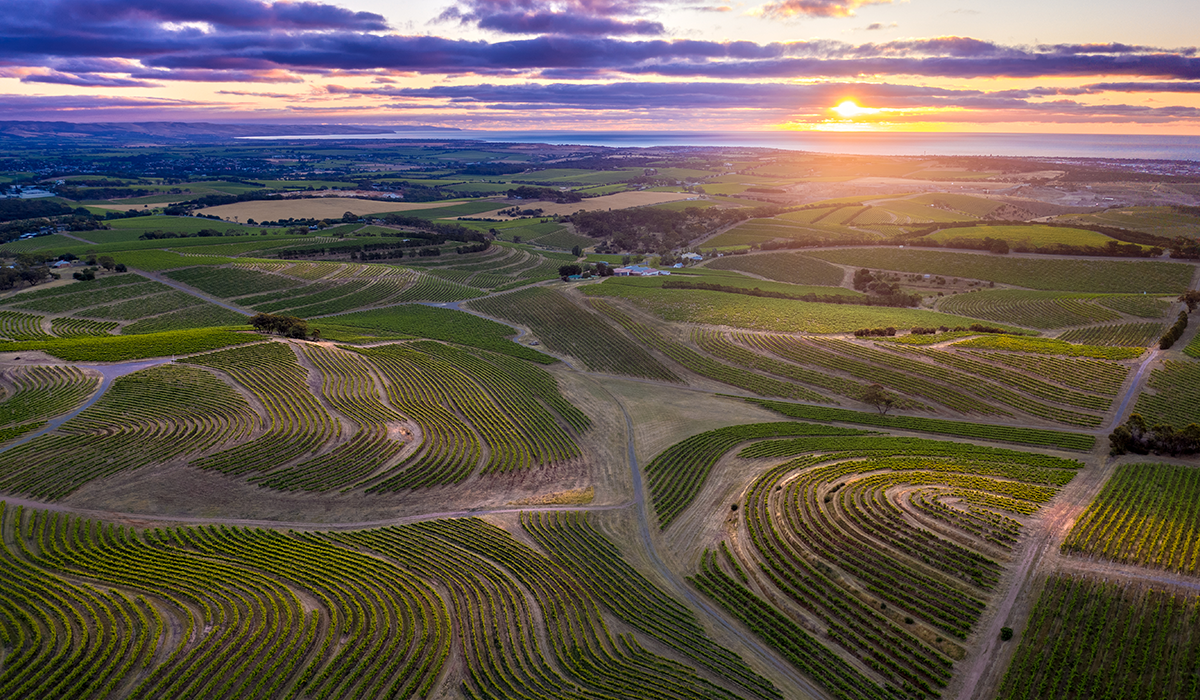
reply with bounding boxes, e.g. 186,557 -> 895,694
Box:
467,287 -> 680,380
0,339 -> 588,499
938,290 -> 1127,329
703,252 -> 847,287
3,169 -> 1198,700
1131,360 -> 1200,428
0,503 -> 779,700
1062,463 -> 1200,574
806,248 -> 1194,294
0,272 -> 246,336
676,430 -> 1082,699
995,574 -> 1200,700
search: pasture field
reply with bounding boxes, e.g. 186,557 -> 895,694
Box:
808,248 -> 1194,293
1132,360 -> 1200,428
1063,463 -> 1200,575
995,574 -> 1200,700
582,280 -> 989,334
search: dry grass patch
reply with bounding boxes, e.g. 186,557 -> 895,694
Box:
508,486 -> 595,506
468,191 -> 696,219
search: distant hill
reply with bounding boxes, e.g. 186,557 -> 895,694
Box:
0,121 -> 461,143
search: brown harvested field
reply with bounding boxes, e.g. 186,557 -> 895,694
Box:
197,197 -> 465,221
466,191 -> 697,219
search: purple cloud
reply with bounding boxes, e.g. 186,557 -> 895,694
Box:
760,0 -> 892,19
9,0 -> 388,33
22,70 -> 159,88
437,0 -> 665,36
0,0 -> 1196,87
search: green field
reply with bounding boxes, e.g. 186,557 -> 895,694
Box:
582,279 -> 998,334
1133,360 -> 1200,428
326,304 -> 552,362
808,248 -> 1193,293
919,224 -> 1121,248
703,251 -> 847,286
0,327 -> 256,361
4,142 -> 1199,700
1056,206 -> 1200,238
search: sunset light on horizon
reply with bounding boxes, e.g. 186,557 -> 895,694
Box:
0,0 -> 1196,135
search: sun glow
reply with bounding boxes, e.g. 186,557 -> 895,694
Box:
831,100 -> 880,119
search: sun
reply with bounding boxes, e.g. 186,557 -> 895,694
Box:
831,100 -> 880,119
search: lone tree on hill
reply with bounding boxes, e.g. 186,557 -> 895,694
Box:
862,384 -> 897,416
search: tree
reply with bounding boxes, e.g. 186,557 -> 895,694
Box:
862,384 -> 896,416
97,255 -> 116,271
558,264 -> 582,277
1180,289 -> 1200,312
571,245 -> 582,256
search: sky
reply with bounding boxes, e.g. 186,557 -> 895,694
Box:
1,0 -> 1198,133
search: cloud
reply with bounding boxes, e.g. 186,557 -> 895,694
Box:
759,0 -> 892,19
8,0 -> 389,33
864,22 -> 896,31
22,70 -> 159,88
436,0 -> 665,36
0,1 -> 1196,87
315,79 -> 1200,127
130,68 -> 304,83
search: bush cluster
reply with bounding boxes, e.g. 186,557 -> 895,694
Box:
1159,311 -> 1189,349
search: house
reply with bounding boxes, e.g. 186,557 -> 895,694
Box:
617,265 -> 660,277
681,253 -> 702,261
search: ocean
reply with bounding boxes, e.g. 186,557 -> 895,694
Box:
243,130 -> 1200,162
